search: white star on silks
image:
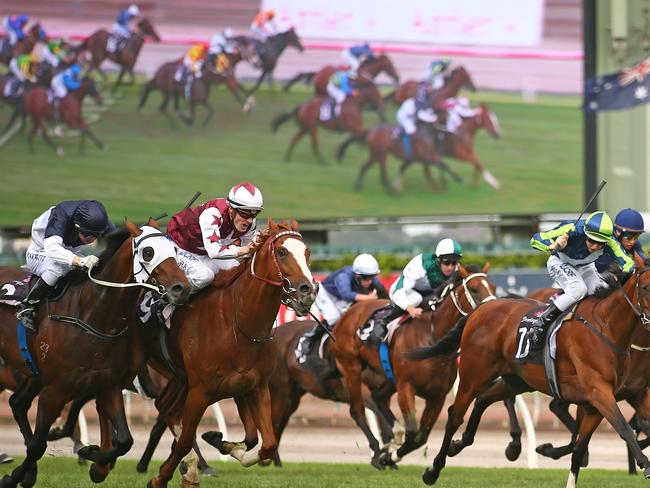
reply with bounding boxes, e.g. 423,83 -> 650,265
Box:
589,100 -> 598,110
635,85 -> 649,100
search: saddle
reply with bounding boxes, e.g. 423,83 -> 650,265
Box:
0,273 -> 71,307
319,97 -> 337,122
106,35 -> 127,56
357,305 -> 409,345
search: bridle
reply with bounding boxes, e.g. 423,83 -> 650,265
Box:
447,272 -> 496,316
619,267 -> 650,331
249,229 -> 307,310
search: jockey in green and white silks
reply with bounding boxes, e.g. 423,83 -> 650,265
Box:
527,211 -> 635,348
366,238 -> 462,346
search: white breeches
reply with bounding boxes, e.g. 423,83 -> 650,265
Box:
51,75 -> 68,98
327,82 -> 346,104
547,255 -> 604,311
397,103 -> 416,135
314,286 -> 350,326
175,248 -> 239,291
26,244 -> 73,286
389,281 -> 423,310
112,23 -> 131,39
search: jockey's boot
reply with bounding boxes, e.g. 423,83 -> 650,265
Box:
366,305 -> 404,348
300,320 -> 330,359
16,277 -> 52,333
184,74 -> 193,100
527,302 -> 562,350
401,132 -> 413,161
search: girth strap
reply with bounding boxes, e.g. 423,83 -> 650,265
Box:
573,315 -> 629,357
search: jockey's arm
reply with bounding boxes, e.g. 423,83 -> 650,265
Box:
417,108 -> 438,124
43,235 -> 77,266
531,223 -> 575,252
605,239 -> 635,272
391,256 -> 426,310
373,279 -> 389,299
198,208 -> 238,260
333,273 -> 359,303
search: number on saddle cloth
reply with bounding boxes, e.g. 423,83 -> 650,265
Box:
138,290 -> 173,328
0,275 -> 34,306
514,304 -> 572,364
319,98 -> 336,121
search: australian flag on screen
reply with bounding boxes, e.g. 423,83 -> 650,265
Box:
584,58 -> 650,112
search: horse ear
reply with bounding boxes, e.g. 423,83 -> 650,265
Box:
290,218 -> 300,231
482,262 -> 490,273
458,263 -> 468,278
147,217 -> 160,229
125,218 -> 141,236
267,217 -> 277,231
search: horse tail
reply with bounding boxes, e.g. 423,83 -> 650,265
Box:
138,78 -> 156,111
271,106 -> 298,133
283,71 -> 315,92
402,315 -> 468,360
384,90 -> 396,103
336,132 -> 367,162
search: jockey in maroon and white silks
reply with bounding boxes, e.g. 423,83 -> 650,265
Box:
166,182 -> 264,291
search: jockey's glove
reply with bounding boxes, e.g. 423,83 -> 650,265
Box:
77,255 -> 100,269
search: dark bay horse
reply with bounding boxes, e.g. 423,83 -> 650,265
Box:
406,257 -> 650,486
77,18 -> 160,92
284,54 -> 400,94
271,83 -> 385,164
0,23 -> 45,66
144,219 -> 317,488
401,102 -> 502,190
24,76 -> 103,156
386,66 -> 476,106
234,28 -> 304,94
0,222 -> 190,488
330,264 -> 495,468
336,123 -> 463,193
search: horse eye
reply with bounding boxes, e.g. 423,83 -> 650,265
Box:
141,247 -> 155,262
277,248 -> 287,257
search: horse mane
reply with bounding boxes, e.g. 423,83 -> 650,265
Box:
65,227 -> 131,285
211,221 -> 296,289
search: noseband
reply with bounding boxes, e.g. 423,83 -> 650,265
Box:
449,272 -> 496,316
620,267 -> 650,331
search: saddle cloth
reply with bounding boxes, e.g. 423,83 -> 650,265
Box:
357,306 -> 409,345
0,275 -> 32,306
319,98 -> 336,121
295,332 -> 329,364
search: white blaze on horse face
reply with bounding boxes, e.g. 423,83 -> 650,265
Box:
282,238 -> 314,285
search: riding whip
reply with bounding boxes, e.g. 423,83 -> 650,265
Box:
307,310 -> 336,342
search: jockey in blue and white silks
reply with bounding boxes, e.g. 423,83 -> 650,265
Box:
396,94 -> 438,160
51,63 -> 82,99
342,43 -> 374,75
326,70 -> 356,118
112,4 -> 139,40
2,14 -> 28,45
421,57 -> 451,91
528,211 -> 635,348
595,208 -> 647,272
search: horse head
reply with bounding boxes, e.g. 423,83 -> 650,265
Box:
251,218 -> 317,316
138,18 -> 161,42
283,27 -> 304,53
447,263 -> 496,316
27,23 -> 46,42
477,103 -> 501,139
371,54 -> 400,84
447,66 -> 476,92
124,218 -> 191,306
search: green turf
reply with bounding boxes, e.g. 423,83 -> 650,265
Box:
0,457 -> 645,487
0,81 -> 582,227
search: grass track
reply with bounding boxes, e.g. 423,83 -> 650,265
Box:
0,458 -> 647,487
0,80 -> 581,227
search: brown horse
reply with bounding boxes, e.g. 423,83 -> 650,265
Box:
400,102 -> 502,190
24,76 -> 103,156
0,222 -> 190,488
271,82 -> 386,164
386,66 -> 476,106
406,257 -> 650,486
337,123 -> 463,194
143,219 -> 317,488
0,24 -> 45,65
138,58 -> 252,127
284,54 -> 400,94
330,264 -> 495,468
77,18 -> 160,92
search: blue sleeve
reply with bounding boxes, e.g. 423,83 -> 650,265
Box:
116,10 -> 129,25
334,272 -> 357,302
63,74 -> 81,90
341,75 -> 350,94
604,239 -> 635,272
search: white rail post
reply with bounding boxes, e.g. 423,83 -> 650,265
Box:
211,402 -> 229,461
514,394 -> 539,468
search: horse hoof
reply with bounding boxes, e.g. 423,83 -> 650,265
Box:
136,462 -> 148,473
200,466 -> 217,477
89,463 -> 108,483
0,474 -> 14,488
643,467 -> 650,479
47,427 -> 64,441
448,440 -> 463,457
258,459 -> 272,468
179,461 -> 188,476
21,468 -> 37,488
422,468 -> 438,485
370,454 -> 386,471
77,445 -> 100,462
535,443 -> 553,457
201,431 -> 228,455
505,442 -> 522,462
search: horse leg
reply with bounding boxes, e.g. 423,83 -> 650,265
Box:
420,161 -> 443,192
566,409 -> 603,488
159,94 -> 177,129
385,382 -> 417,464
38,121 -> 63,156
463,151 -> 500,190
503,397 -> 522,461
395,157 -> 416,193
355,153 -> 378,192
83,127 -> 104,150
240,386 -> 278,463
626,389 -> 650,475
8,378 -> 40,445
112,68 -> 126,94
285,127 -> 306,162
137,414 -> 166,473
377,154 -> 394,194
308,127 -> 326,164
48,396 -> 90,441
0,389 -> 67,488
149,387 -> 209,488
1,108 -> 20,134
400,395 -> 446,460
536,398 -> 582,461
201,100 -> 214,127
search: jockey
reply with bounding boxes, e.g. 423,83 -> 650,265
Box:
367,238 -> 463,347
17,200 -> 115,332
250,9 -> 277,40
112,4 -> 140,41
529,211 -> 635,348
178,41 -> 208,99
209,28 -> 236,55
422,57 -> 451,91
41,38 -> 69,68
396,94 -> 438,160
299,254 -> 388,359
6,53 -> 37,98
166,183 -> 263,291
342,43 -> 374,75
327,70 -> 357,118
437,97 -> 477,134
51,63 -> 82,100
595,208 -> 647,272
2,14 -> 29,45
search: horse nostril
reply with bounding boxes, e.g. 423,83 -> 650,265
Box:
298,284 -> 311,295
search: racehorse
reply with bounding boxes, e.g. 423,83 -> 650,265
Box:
76,18 -> 160,92
284,54 -> 400,94
385,66 -> 476,106
0,222 -> 190,488
271,82 -> 386,164
405,257 -> 650,487
24,76 -> 104,156
0,23 -> 45,66
266,320 -> 398,467
336,123 -> 463,194
233,28 -> 304,94
400,102 -> 502,190
331,264 -> 495,468
143,219 -> 317,488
